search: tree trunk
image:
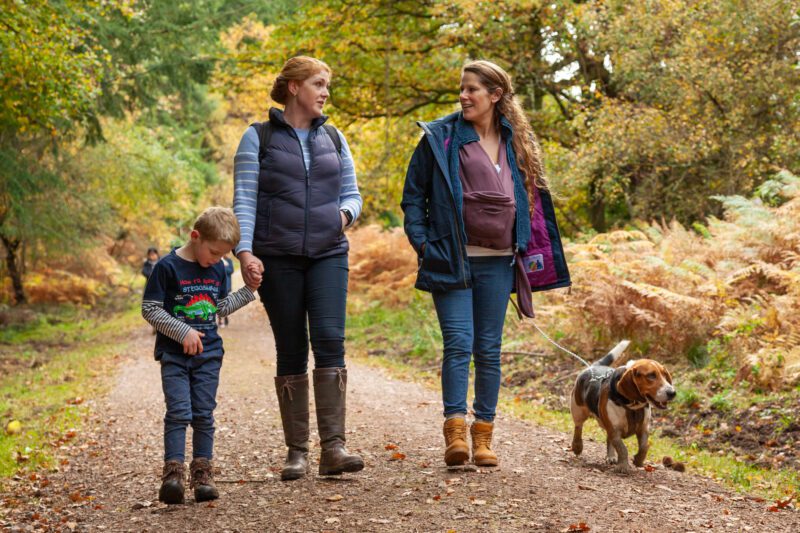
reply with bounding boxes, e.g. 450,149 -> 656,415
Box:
589,176 -> 606,233
1,235 -> 26,305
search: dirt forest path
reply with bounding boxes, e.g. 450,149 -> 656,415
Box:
7,295 -> 800,532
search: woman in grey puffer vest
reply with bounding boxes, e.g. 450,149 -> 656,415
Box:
233,56 -> 364,481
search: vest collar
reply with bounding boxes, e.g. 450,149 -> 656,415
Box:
268,106 -> 329,130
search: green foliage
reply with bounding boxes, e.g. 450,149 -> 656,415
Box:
0,0 -> 115,140
676,386 -> 701,408
0,148 -> 111,251
709,392 -> 733,412
0,304 -> 141,478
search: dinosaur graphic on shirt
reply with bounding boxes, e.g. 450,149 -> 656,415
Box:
173,294 -> 217,321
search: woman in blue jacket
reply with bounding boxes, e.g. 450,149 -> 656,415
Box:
402,60 -> 549,467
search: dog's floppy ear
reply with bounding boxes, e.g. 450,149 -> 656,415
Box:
617,365 -> 647,403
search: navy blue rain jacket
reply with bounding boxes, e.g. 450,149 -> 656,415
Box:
401,112 -> 532,292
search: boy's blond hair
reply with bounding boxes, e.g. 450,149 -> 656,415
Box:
193,207 -> 240,246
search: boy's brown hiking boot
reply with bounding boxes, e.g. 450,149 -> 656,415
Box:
158,460 -> 185,504
190,458 -> 219,502
443,417 -> 469,466
470,420 -> 499,467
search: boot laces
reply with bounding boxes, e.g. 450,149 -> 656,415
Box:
190,460 -> 212,488
444,421 -> 466,443
335,368 -> 346,392
280,380 -> 296,401
162,461 -> 183,482
473,427 -> 493,450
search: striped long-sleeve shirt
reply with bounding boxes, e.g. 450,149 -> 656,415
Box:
233,125 -> 362,256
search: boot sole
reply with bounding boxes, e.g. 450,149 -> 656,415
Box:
319,459 -> 365,476
281,470 -> 308,481
194,487 -> 219,502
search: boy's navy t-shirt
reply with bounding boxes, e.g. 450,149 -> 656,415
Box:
143,250 -> 229,360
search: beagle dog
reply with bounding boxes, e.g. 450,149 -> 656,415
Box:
570,341 -> 676,473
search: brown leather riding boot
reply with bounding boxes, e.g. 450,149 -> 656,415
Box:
189,457 -> 219,502
470,420 -> 499,467
158,460 -> 185,504
313,368 -> 364,475
443,417 -> 469,466
275,374 -> 310,481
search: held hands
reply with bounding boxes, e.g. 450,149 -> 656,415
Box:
245,262 -> 262,291
182,329 -> 205,356
238,252 -> 264,291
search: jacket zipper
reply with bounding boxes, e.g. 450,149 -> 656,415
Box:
290,129 -> 311,256
445,139 -> 468,288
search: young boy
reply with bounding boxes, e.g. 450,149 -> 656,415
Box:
141,207 -> 262,504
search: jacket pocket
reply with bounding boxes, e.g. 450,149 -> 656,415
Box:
421,223 -> 453,275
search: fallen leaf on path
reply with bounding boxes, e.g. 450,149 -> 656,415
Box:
577,485 -> 597,491
384,443 -> 399,450
643,464 -> 656,472
390,452 -> 406,461
324,517 -> 340,524
326,494 -> 343,502
470,498 -> 487,505
563,522 -> 591,532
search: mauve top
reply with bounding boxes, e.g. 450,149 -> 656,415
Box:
459,140 -> 515,256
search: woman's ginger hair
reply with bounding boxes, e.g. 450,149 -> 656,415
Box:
270,56 -> 332,105
462,60 -> 548,197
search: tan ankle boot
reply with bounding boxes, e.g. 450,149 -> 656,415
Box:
443,418 -> 469,466
470,421 -> 498,467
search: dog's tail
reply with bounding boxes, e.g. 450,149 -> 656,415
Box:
592,340 -> 631,367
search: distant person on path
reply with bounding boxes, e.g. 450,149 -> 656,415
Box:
401,60 -> 550,468
218,253 -> 235,328
142,207 -> 260,504
141,247 -> 159,280
142,247 -> 160,334
233,56 -> 364,481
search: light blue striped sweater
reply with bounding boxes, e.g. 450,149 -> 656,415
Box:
233,125 -> 363,255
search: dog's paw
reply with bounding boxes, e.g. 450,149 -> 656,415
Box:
613,462 -> 632,474
605,455 -> 618,465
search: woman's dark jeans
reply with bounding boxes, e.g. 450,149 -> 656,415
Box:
258,254 -> 348,376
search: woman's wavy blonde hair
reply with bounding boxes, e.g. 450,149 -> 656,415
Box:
462,60 -> 548,198
270,56 -> 332,105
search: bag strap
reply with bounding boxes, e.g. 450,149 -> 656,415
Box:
252,121 -> 342,159
251,121 -> 273,161
322,124 -> 342,155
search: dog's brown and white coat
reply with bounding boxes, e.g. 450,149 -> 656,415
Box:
570,341 -> 675,473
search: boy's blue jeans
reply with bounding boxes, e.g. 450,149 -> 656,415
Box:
432,256 -> 514,422
160,352 -> 222,462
